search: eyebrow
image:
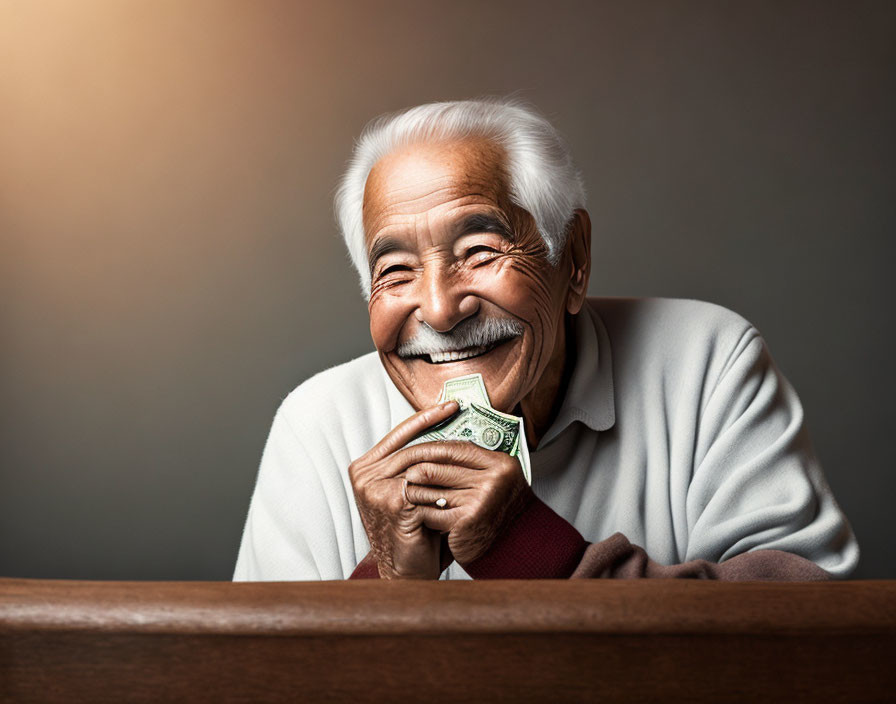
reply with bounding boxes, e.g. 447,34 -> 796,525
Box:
368,236 -> 405,275
456,212 -> 514,240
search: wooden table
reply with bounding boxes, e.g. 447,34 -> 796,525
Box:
2,578 -> 894,702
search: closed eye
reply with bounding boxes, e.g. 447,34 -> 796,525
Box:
465,245 -> 502,265
466,245 -> 500,257
380,264 -> 412,276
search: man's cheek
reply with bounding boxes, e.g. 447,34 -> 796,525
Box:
368,302 -> 404,351
509,264 -> 561,321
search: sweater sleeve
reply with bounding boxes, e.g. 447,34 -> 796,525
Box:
462,496 -> 830,580
681,328 -> 858,577
349,551 -> 380,579
234,408 -> 342,581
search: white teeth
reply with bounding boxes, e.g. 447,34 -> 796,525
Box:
427,344 -> 489,364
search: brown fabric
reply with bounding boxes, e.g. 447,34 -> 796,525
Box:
571,532 -> 831,580
464,496 -> 588,579
349,551 -> 380,579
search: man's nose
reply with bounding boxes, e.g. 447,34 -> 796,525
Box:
414,266 -> 480,332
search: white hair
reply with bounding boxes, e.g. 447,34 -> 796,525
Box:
334,98 -> 586,298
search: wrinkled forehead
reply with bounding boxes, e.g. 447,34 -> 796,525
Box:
361,138 -> 510,241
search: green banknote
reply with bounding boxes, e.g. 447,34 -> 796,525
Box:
406,373 -> 531,484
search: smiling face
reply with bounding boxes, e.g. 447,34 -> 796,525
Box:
363,137 -> 589,432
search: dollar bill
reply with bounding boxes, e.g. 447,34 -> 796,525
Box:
406,373 -> 531,484
441,374 -> 490,409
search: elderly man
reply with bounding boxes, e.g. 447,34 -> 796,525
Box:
234,99 -> 858,581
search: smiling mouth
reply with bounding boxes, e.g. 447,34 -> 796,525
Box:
418,338 -> 510,364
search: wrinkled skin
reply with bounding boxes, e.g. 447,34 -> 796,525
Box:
348,401 -> 460,579
400,440 -> 535,565
351,138 -> 591,578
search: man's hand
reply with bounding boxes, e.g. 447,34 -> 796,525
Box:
348,401 -> 459,579
402,441 -> 535,565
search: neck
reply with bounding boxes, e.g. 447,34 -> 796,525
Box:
517,313 -> 575,450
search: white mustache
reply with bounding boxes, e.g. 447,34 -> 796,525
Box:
396,316 -> 524,358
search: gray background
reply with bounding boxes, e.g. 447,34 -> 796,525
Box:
1,0 -> 893,580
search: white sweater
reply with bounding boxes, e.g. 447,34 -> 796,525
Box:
234,298 -> 859,580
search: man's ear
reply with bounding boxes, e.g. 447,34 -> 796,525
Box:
565,208 -> 591,315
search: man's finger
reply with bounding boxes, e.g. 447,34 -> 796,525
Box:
405,483 -> 468,507
405,462 -> 474,489
390,439 -> 499,471
417,505 -> 459,533
364,401 -> 459,462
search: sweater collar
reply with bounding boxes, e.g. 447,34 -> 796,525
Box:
537,301 -> 616,447
380,299 -> 616,441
